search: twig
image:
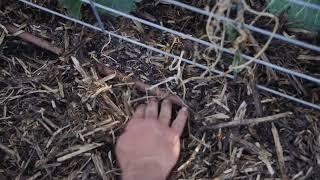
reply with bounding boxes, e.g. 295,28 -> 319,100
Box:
62,36 -> 94,58
82,121 -> 119,137
57,143 -> 104,162
249,71 -> 263,117
101,95 -> 126,118
26,171 -> 42,180
92,152 -> 108,180
46,125 -> 70,149
298,55 -> 320,61
177,134 -> 205,171
96,65 -> 187,107
230,134 -> 275,175
0,116 -> 11,120
247,31 -> 278,80
36,118 -> 53,135
0,142 -> 16,157
271,123 -> 288,180
5,24 -> 63,55
200,112 -> 292,131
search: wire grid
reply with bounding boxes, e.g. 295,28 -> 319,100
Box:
17,0 -> 320,110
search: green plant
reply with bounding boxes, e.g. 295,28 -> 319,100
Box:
267,0 -> 320,31
232,49 -> 246,76
226,23 -> 238,42
60,0 -> 139,19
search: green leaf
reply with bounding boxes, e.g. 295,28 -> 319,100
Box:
60,0 -> 83,19
267,0 -> 320,31
59,0 -> 137,19
95,0 -> 136,16
232,50 -> 246,75
226,23 -> 238,41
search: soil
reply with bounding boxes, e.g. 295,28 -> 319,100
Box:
0,0 -> 320,179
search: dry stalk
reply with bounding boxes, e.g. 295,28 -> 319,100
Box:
5,24 -> 63,55
57,143 -> 104,162
230,134 -> 275,175
0,142 -> 17,158
271,123 -> 288,180
92,152 -> 108,180
177,134 -> 205,171
96,62 -> 187,107
200,111 -> 292,131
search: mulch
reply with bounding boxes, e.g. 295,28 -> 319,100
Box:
0,0 -> 319,179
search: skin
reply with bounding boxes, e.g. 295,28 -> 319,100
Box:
116,99 -> 189,180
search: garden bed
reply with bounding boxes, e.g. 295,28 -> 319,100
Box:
0,0 -> 319,179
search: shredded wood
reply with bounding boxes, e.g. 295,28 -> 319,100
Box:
0,1 -> 319,179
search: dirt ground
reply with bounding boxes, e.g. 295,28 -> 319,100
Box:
0,0 -> 320,179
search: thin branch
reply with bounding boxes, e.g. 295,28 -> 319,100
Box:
271,123 -> 288,180
5,24 -> 63,55
200,112 -> 292,131
96,64 -> 187,107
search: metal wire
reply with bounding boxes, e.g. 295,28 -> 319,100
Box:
17,0 -> 320,110
256,85 -> 320,110
161,0 -> 320,52
81,0 -> 320,84
288,0 -> 320,10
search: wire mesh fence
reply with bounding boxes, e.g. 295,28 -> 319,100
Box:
17,0 -> 320,110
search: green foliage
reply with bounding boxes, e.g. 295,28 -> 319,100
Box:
226,23 -> 238,41
95,0 -> 136,16
60,0 -> 82,19
232,50 -> 246,75
267,0 -> 320,31
60,0 -> 138,19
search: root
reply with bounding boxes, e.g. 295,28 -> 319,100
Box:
183,0 -> 232,84
242,0 -> 279,59
98,33 -> 119,63
96,63 -> 188,107
148,51 -> 187,100
230,0 -> 279,71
